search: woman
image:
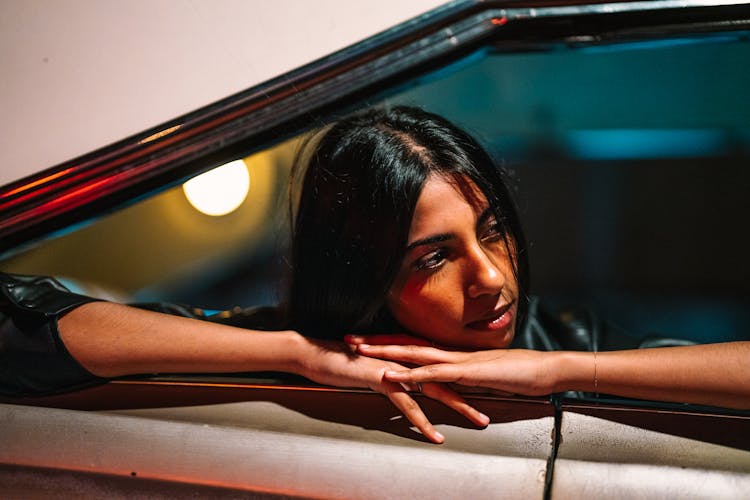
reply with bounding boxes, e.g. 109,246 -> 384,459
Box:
286,105 -> 749,410
2,107 -> 747,445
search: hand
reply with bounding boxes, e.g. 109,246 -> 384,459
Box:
296,338 -> 490,443
356,344 -> 556,397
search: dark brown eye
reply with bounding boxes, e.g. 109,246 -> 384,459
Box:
480,220 -> 502,242
414,249 -> 447,271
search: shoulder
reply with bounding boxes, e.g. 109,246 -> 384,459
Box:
512,297 -> 630,351
514,296 -> 696,352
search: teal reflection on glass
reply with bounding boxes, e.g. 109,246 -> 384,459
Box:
565,129 -> 727,160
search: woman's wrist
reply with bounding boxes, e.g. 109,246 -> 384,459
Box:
549,351 -> 597,393
272,329 -> 310,375
281,333 -> 352,387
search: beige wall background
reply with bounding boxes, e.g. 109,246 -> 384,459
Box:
0,0 -> 447,187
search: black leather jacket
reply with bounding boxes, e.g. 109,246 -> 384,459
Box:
0,272 -> 104,396
0,272 -> 691,397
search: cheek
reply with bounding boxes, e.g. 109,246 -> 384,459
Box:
399,273 -> 428,300
387,276 -> 424,325
387,273 -> 464,333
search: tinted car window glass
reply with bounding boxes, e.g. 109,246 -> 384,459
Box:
2,31 -> 748,391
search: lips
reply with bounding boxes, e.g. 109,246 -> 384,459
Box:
466,302 -> 515,331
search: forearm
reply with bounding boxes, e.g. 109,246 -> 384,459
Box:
553,342 -> 750,409
58,301 -> 308,378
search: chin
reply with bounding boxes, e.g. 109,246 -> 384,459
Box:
484,330 -> 515,349
440,326 -> 515,350
412,320 -> 516,350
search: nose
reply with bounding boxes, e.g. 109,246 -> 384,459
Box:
465,245 -> 505,299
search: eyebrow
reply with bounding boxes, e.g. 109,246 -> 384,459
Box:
405,208 -> 494,252
405,233 -> 453,252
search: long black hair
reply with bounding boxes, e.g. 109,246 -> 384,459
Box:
286,106 -> 529,339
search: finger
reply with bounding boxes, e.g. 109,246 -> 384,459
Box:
421,383 -> 490,427
382,382 -> 444,444
384,364 -> 464,384
357,344 -> 459,364
399,382 -> 421,393
345,334 -> 433,347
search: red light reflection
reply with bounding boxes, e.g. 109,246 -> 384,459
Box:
1,168 -> 75,199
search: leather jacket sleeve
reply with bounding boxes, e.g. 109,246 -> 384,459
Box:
0,272 -> 106,397
0,272 -> 284,397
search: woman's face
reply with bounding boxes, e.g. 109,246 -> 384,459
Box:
386,174 -> 519,349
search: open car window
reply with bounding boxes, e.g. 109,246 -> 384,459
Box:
1,1 -> 749,413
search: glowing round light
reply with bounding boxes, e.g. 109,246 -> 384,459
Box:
183,160 -> 250,216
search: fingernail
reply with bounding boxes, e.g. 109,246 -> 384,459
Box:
434,431 -> 445,442
479,412 -> 490,425
345,335 -> 360,343
385,370 -> 399,377
357,344 -> 370,349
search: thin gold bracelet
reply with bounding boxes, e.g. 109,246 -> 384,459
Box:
593,350 -> 599,394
